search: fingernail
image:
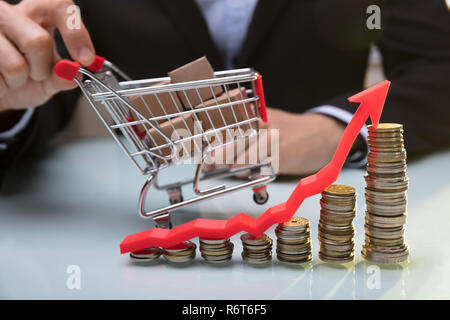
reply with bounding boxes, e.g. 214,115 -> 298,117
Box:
78,47 -> 94,65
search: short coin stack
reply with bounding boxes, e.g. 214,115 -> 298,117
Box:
362,123 -> 409,264
163,241 -> 197,263
241,233 -> 273,264
275,217 -> 312,264
319,185 -> 356,263
199,238 -> 234,263
130,247 -> 162,262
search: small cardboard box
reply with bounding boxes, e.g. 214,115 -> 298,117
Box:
168,56 -> 223,109
129,80 -> 183,133
195,87 -> 255,145
145,114 -> 202,160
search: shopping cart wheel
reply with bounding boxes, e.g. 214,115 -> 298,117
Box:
253,187 -> 269,205
153,213 -> 173,229
169,195 -> 184,205
168,187 -> 183,205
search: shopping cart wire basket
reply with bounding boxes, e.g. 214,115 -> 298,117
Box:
55,56 -> 276,229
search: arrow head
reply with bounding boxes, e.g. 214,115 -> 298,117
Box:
348,80 -> 391,129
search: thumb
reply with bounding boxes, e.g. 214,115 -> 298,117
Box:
42,53 -> 79,97
42,67 -> 78,98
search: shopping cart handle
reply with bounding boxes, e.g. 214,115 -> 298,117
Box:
255,73 -> 268,122
54,55 -> 106,81
87,55 -> 106,72
54,60 -> 81,81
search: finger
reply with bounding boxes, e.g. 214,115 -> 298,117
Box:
17,0 -> 96,65
0,2 -> 52,81
259,120 -> 270,130
0,34 -> 29,89
19,0 -> 95,65
0,9 -> 53,82
50,29 -> 63,61
43,0 -> 96,65
0,74 -> 6,97
42,67 -> 78,98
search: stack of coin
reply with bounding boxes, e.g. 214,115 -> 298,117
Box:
362,123 -> 409,264
163,241 -> 197,263
319,185 -> 356,263
199,238 -> 234,263
241,233 -> 273,264
275,217 -> 312,264
130,247 -> 162,262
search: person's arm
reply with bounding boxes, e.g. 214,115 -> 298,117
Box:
324,1 -> 450,159
0,0 -> 96,186
257,107 -> 359,176
304,105 -> 368,168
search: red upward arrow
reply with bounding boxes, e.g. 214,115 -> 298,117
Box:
120,80 -> 391,253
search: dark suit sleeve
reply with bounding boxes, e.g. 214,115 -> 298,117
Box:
0,89 -> 79,188
0,0 -> 90,189
0,25 -> 80,188
324,0 -> 450,159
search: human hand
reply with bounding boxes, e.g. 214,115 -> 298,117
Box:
0,0 -> 95,112
258,107 -> 348,175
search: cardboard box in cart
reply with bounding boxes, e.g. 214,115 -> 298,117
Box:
129,56 -> 222,137
134,56 -> 256,162
195,87 -> 255,145
146,114 -> 203,159
168,56 -> 223,109
129,80 -> 183,133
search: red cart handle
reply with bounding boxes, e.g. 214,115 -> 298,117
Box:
54,55 -> 106,81
255,72 -> 268,122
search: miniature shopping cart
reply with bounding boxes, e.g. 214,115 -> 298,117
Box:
55,56 -> 276,228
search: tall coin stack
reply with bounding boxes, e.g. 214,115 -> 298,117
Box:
319,185 -> 356,263
362,123 -> 409,264
163,241 -> 197,263
199,238 -> 234,263
241,233 -> 273,264
275,217 -> 312,264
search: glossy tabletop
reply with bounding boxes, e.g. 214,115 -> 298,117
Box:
1,138 -> 449,299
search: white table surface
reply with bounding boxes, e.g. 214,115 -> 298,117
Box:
1,138 -> 449,300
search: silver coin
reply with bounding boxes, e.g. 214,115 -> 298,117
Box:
366,212 -> 407,224
319,252 -> 354,264
164,241 -> 197,253
320,241 -> 354,252
240,233 -> 270,246
241,252 -> 272,264
199,238 -> 230,245
163,252 -> 196,263
277,255 -> 312,265
202,253 -> 233,262
130,247 -> 162,260
276,251 -> 312,261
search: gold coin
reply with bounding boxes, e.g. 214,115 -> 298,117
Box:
281,217 -> 310,228
323,184 -> 356,196
368,123 -> 403,131
277,237 -> 310,245
240,233 -> 270,245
